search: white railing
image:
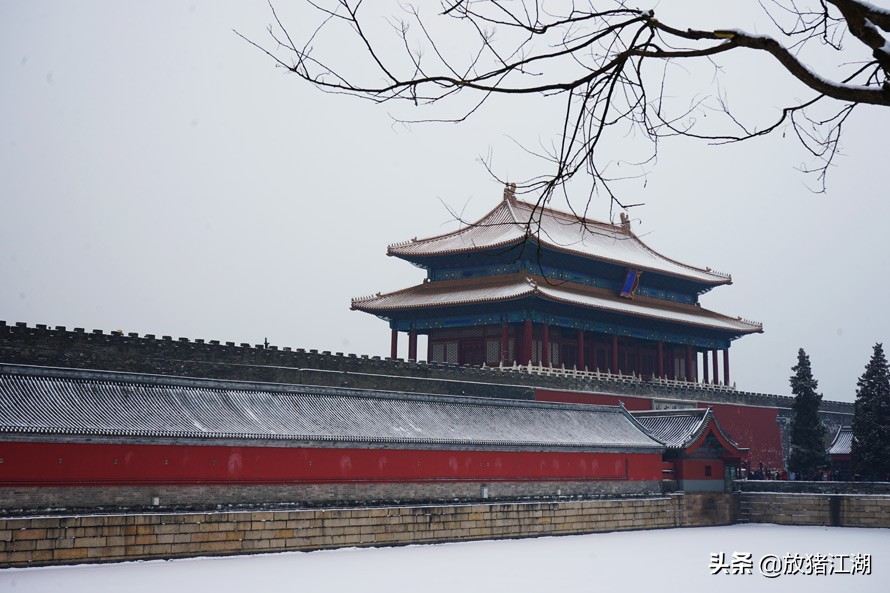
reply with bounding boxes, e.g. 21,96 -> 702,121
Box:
478,361 -> 737,390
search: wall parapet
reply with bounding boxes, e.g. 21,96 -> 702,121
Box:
0,321 -> 854,412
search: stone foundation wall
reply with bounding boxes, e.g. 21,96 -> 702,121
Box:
0,480 -> 661,514
677,489 -> 738,526
739,492 -> 890,527
10,491 -> 889,570
0,493 -> 733,568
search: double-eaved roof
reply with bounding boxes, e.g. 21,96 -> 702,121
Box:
0,364 -> 663,452
388,193 -> 731,285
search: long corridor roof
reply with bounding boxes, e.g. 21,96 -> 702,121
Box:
0,364 -> 663,452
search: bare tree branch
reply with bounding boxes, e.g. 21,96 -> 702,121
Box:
241,0 -> 890,206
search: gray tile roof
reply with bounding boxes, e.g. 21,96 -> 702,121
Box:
632,409 -> 707,448
631,408 -> 746,452
828,426 -> 852,455
0,364 -> 663,452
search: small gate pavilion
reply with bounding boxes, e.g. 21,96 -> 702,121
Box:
353,185 -> 762,385
827,426 -> 853,480
632,408 -> 749,491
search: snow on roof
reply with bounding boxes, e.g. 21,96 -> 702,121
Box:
0,364 -> 663,452
631,408 -> 746,452
352,274 -> 762,335
388,192 -> 731,285
632,409 -> 709,449
828,426 -> 852,456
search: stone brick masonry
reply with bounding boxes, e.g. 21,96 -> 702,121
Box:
0,493 -> 735,568
5,491 -> 888,569
739,492 -> 890,528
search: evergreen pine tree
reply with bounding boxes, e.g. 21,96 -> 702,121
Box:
787,349 -> 828,480
851,343 -> 890,481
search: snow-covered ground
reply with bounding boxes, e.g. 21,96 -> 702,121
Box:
2,524 -> 888,592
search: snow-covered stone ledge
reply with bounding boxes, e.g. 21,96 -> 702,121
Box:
0,493 -> 735,568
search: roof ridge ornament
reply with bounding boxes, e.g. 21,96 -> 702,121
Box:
503,182 -> 517,202
619,211 -> 632,233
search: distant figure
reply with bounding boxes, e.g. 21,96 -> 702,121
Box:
264,337 -> 269,349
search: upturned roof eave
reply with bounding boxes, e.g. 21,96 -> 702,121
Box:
390,237 -> 732,287
510,197 -> 733,285
536,287 -> 762,337
386,199 -> 523,259
682,409 -> 749,455
631,408 -> 748,454
351,278 -> 536,314
351,275 -> 762,336
386,197 -> 732,286
387,235 -> 526,262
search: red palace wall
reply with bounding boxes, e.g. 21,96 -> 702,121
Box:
697,403 -> 784,471
677,458 -> 725,481
535,389 -> 786,471
0,441 -> 663,486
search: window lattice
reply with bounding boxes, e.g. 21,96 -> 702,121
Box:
445,342 -> 459,364
550,343 -> 560,366
485,339 -> 500,364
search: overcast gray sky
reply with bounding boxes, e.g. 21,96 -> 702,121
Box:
2,1 -> 888,403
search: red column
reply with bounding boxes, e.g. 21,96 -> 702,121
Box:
685,345 -> 693,382
589,334 -> 597,371
703,351 -> 710,384
501,322 -> 510,365
523,319 -> 533,365
408,330 -> 417,361
390,329 -> 398,359
611,334 -> 619,374
667,347 -> 674,379
577,329 -> 585,370
724,349 -> 730,386
712,350 -> 719,385
541,324 -> 550,367
657,341 -> 664,378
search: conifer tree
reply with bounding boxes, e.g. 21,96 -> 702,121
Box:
851,343 -> 890,481
787,349 -> 828,480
